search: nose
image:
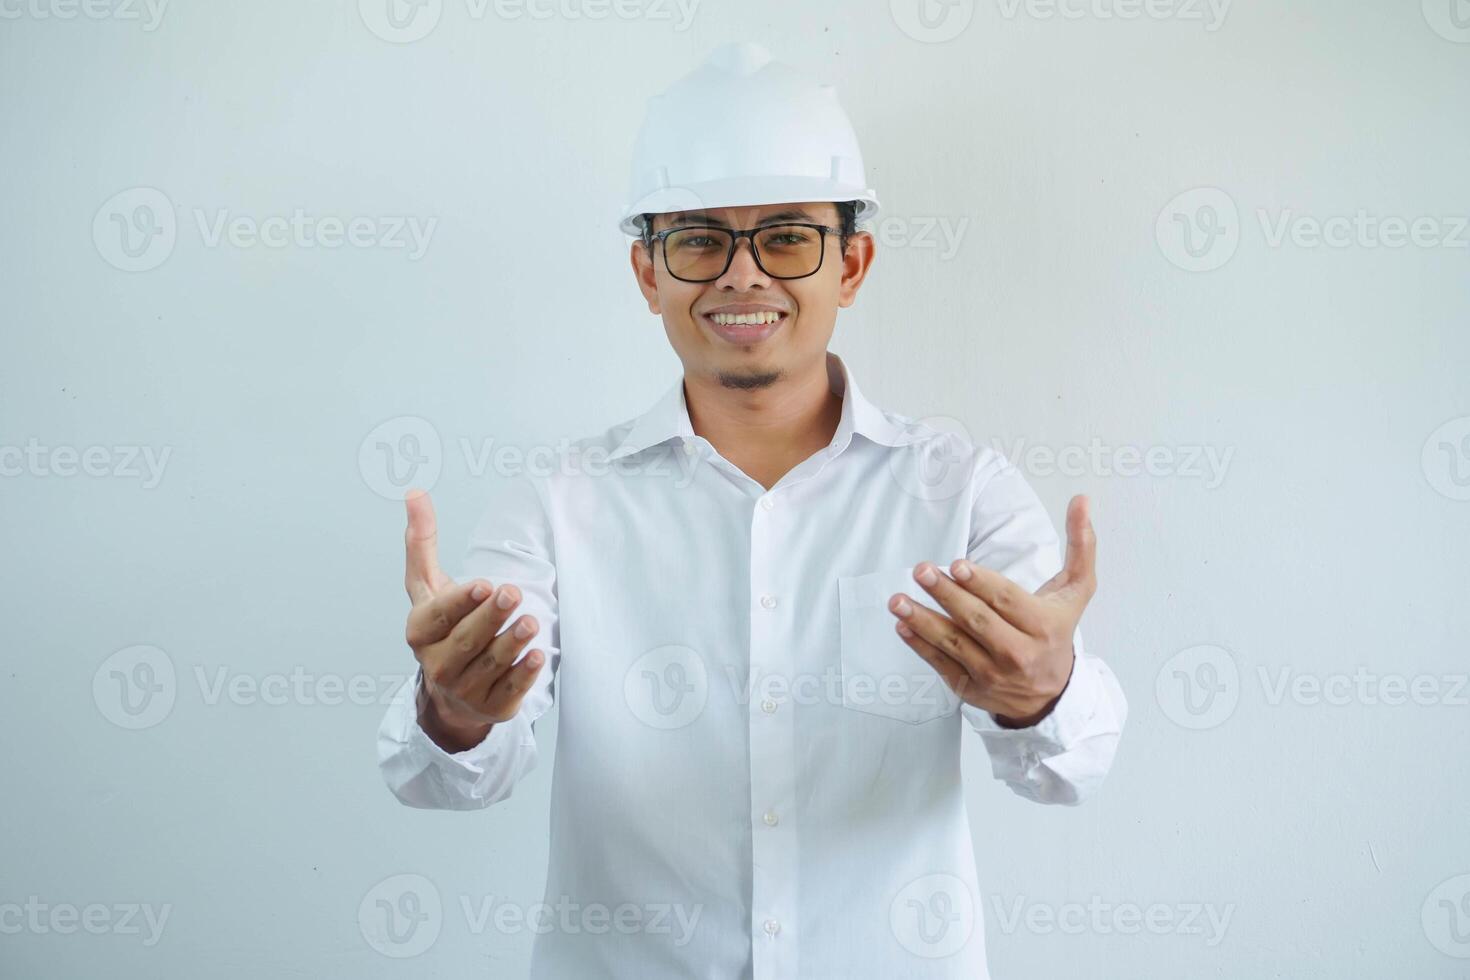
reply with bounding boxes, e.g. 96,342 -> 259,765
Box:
713,237 -> 771,290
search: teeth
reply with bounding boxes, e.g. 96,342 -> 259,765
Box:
711,311 -> 782,325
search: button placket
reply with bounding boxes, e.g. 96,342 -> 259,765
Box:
748,488 -> 796,976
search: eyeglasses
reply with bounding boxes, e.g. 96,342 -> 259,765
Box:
648,222 -> 839,283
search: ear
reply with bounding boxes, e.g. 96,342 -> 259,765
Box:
630,238 -> 661,314
836,231 -> 875,309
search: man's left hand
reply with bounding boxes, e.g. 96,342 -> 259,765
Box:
888,494 -> 1098,728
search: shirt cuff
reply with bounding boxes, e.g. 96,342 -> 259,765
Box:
962,650 -> 1104,751
380,667 -> 536,790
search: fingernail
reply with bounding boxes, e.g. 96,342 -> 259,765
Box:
471,583 -> 489,601
952,560 -> 972,582
896,622 -> 913,638
915,564 -> 937,587
497,589 -> 517,610
526,651 -> 542,668
514,619 -> 535,638
893,596 -> 913,617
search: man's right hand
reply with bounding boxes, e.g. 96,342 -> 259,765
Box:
403,489 -> 545,753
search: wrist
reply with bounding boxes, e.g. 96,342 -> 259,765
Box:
416,684 -> 493,753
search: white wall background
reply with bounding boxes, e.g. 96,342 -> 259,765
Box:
3,1 -> 1467,977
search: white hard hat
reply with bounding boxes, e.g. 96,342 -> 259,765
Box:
617,41 -> 880,237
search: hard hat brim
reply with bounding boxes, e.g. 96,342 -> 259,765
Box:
619,177 -> 880,237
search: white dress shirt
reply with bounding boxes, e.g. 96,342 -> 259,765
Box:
378,351 -> 1127,979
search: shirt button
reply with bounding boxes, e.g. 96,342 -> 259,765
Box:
763,809 -> 779,826
682,438 -> 697,455
760,698 -> 777,714
763,918 -> 781,936
760,594 -> 777,609
760,496 -> 774,511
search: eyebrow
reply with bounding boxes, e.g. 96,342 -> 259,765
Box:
663,208 -> 819,229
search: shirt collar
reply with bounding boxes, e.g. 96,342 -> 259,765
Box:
608,351 -> 918,461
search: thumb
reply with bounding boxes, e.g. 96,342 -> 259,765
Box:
1038,494 -> 1097,602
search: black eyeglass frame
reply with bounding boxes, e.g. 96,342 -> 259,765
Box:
647,222 -> 841,283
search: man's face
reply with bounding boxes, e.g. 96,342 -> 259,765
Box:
630,201 -> 874,390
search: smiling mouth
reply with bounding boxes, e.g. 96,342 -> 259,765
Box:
700,310 -> 789,345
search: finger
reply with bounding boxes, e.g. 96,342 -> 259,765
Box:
909,563 -> 1028,657
888,590 -> 995,676
479,648 -> 545,719
431,585 -> 527,681
406,578 -> 494,648
459,611 -> 538,691
948,560 -> 1048,637
404,489 -> 446,604
1038,494 -> 1097,602
894,620 -> 984,702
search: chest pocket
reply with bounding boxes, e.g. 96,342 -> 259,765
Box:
836,567 -> 961,724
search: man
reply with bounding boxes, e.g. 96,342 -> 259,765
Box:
378,42 -> 1127,978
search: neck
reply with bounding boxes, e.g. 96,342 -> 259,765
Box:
682,354 -> 843,490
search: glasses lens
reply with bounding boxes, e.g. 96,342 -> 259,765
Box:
754,224 -> 824,279
664,227 -> 735,281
